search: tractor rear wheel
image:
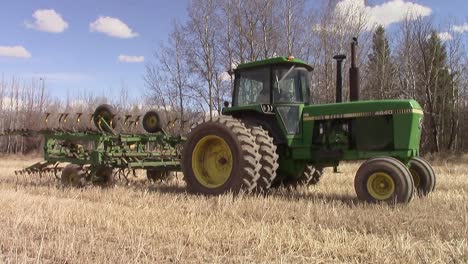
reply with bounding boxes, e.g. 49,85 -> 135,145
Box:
245,125 -> 278,192
298,165 -> 323,186
408,157 -> 436,196
61,164 -> 86,188
355,157 -> 414,204
181,116 -> 261,195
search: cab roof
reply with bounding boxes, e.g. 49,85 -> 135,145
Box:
235,56 -> 313,71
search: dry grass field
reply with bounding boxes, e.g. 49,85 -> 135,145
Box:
0,156 -> 466,263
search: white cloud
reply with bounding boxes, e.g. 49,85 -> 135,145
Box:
0,46 -> 31,58
452,22 -> 468,34
118,55 -> 145,63
336,0 -> 432,30
25,9 -> 68,33
437,32 -> 453,42
90,17 -> 138,39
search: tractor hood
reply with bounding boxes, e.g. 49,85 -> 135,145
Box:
303,99 -> 423,121
303,99 -> 423,158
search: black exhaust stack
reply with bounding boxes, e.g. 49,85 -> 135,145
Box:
333,54 -> 346,103
349,37 -> 360,101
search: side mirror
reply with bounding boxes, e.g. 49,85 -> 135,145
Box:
223,101 -> 230,107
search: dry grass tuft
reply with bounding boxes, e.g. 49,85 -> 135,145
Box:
0,158 -> 466,263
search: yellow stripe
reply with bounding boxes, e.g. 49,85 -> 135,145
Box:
303,108 -> 423,121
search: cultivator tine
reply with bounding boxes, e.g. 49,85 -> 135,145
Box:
124,115 -> 132,126
76,113 -> 83,123
14,161 -> 63,182
134,116 -> 141,127
59,113 -> 69,124
45,113 -> 51,123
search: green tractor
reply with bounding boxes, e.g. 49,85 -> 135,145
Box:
181,39 -> 435,204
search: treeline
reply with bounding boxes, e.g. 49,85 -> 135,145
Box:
145,0 -> 468,154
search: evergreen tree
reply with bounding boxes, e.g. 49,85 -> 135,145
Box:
365,25 -> 395,99
421,32 -> 457,152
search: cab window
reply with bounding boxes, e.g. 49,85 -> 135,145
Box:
272,66 -> 311,103
234,67 -> 270,106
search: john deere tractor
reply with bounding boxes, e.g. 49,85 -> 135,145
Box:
181,39 -> 435,204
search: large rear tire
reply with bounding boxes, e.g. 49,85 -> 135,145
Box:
297,165 -> 323,186
355,157 -> 414,204
408,157 -> 436,196
245,125 -> 278,192
182,116 -> 261,195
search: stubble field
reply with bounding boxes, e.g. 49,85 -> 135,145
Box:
0,156 -> 466,263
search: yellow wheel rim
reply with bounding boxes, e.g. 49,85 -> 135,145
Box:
367,172 -> 395,200
410,169 -> 421,188
192,135 -> 233,188
145,115 -> 158,128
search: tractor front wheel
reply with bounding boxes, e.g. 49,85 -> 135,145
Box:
408,157 -> 436,196
181,116 -> 261,195
355,157 -> 414,204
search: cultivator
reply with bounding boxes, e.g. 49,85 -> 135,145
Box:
2,104 -> 185,186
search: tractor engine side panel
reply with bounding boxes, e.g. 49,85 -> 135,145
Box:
351,116 -> 394,151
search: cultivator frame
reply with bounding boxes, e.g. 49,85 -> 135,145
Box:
4,106 -> 185,186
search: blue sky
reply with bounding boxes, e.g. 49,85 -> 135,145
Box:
0,0 -> 189,100
0,0 -> 467,101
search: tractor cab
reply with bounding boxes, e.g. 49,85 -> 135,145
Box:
232,56 -> 312,106
226,56 -> 313,139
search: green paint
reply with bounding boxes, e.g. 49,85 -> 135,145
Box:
41,130 -> 184,171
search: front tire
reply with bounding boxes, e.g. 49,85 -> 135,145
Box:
408,157 -> 436,196
181,116 -> 261,195
355,157 -> 414,204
